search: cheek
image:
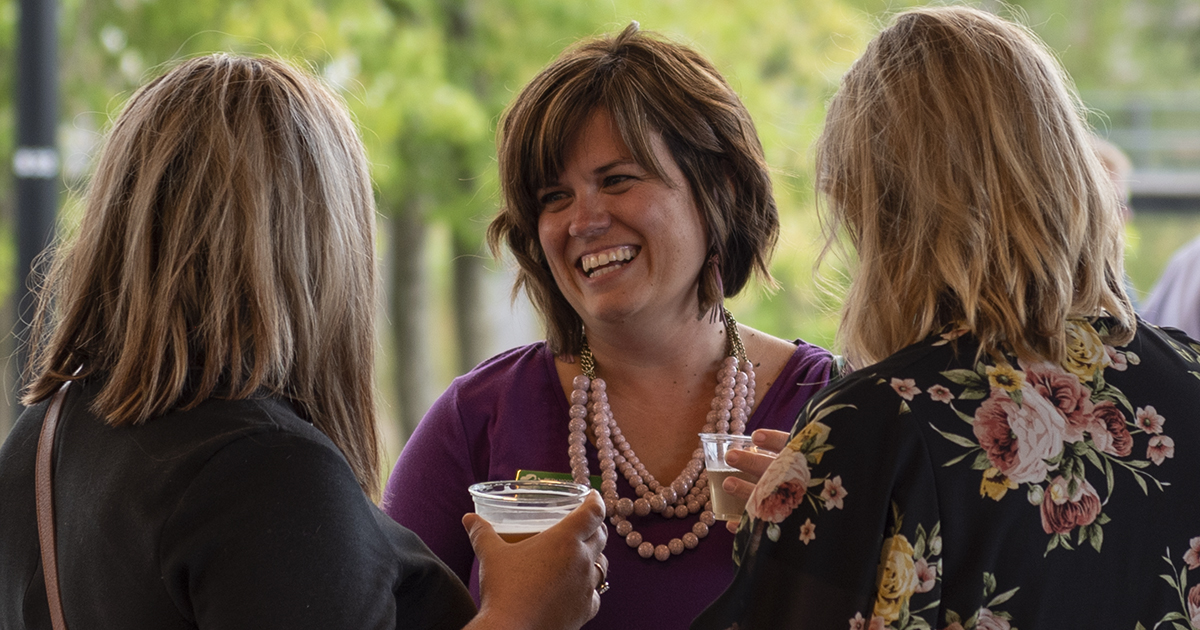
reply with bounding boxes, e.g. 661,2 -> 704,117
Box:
537,216 -> 566,270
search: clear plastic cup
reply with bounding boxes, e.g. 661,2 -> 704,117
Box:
699,433 -> 773,521
468,479 -> 591,541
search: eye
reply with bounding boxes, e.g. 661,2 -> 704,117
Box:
602,174 -> 636,189
539,190 -> 567,205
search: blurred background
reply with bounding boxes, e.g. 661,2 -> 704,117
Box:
1,0 -> 1199,475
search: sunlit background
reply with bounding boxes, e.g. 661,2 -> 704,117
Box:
2,0 -> 1199,484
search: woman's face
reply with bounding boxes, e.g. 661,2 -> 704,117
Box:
536,108 -> 708,330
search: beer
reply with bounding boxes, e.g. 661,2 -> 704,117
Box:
706,468 -> 755,521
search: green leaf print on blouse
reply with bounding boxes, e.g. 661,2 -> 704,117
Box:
928,320 -> 1173,555
937,573 -> 1021,630
1141,537 -> 1200,630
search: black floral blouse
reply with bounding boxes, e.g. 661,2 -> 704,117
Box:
693,317 -> 1200,630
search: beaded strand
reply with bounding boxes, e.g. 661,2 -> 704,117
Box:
567,308 -> 756,561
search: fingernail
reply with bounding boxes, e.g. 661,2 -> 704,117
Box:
725,450 -> 740,465
752,431 -> 766,445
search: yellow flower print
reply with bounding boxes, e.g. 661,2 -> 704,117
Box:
874,534 -> 919,623
1063,320 -> 1112,382
980,467 -> 1018,501
789,421 -> 831,463
986,363 -> 1025,393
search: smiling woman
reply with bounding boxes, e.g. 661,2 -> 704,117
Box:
381,22 -> 835,630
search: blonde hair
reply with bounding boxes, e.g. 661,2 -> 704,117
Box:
488,22 -> 778,354
817,6 -> 1134,368
23,55 -> 383,498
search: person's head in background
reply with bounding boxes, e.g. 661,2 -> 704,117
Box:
488,21 -> 780,355
23,54 -> 383,497
1092,134 -> 1134,223
816,5 -> 1135,369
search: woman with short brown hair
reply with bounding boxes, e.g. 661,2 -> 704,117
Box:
384,22 -> 833,629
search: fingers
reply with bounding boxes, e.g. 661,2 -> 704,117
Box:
722,473 -> 759,503
752,428 -> 790,452
462,512 -> 500,556
556,490 -> 607,543
724,448 -> 775,480
726,518 -> 740,534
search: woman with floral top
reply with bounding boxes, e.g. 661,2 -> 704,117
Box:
693,6 -> 1200,630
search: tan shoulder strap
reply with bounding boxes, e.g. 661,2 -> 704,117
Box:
35,381 -> 71,630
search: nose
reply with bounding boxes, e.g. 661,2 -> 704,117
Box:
567,194 -> 610,239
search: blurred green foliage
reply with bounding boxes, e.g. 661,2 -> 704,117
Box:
1,0 -> 1199,403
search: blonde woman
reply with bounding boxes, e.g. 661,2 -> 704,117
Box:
0,54 -> 606,630
696,7 -> 1200,629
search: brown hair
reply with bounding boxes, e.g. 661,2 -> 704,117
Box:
23,54 -> 383,498
488,22 -> 779,355
816,6 -> 1135,368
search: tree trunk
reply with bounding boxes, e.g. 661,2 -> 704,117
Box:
389,198 -> 433,445
452,231 -> 489,374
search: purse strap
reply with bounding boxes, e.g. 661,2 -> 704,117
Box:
35,381 -> 72,630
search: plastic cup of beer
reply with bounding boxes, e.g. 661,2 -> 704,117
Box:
699,433 -> 771,521
468,479 -> 591,542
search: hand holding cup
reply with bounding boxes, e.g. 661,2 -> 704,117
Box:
463,489 -> 608,630
717,429 -> 790,533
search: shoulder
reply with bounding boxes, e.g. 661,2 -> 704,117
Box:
446,341 -> 555,392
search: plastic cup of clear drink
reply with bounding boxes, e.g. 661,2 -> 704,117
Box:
699,433 -> 774,521
468,479 -> 592,541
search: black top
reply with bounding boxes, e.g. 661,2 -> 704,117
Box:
0,380 -> 475,629
695,317 -> 1200,629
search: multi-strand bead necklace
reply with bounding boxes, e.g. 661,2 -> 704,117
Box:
567,308 -> 755,561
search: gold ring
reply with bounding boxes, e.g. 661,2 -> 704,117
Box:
594,561 -> 609,595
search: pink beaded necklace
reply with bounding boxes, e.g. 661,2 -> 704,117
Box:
568,308 -> 756,561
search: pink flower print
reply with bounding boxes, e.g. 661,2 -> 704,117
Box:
1105,345 -> 1128,371
1186,537 -> 1200,570
1135,406 -> 1165,434
976,609 -> 1012,630
869,617 -> 888,630
891,378 -> 921,401
746,447 -> 811,523
1040,475 -> 1101,534
974,386 -> 1065,484
927,384 -> 955,403
1148,435 -> 1175,466
1090,401 -> 1132,457
1189,583 -> 1200,629
849,613 -> 866,630
1021,360 -> 1094,443
914,557 -> 937,593
799,518 -> 816,545
821,476 -> 848,510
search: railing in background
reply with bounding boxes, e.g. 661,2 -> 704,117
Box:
1087,91 -> 1200,213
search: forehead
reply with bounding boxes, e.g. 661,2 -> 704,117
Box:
544,107 -> 671,183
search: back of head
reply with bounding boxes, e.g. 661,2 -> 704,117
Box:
25,54 -> 382,496
817,6 -> 1134,367
489,23 -> 778,354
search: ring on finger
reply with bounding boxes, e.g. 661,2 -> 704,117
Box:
593,561 -> 610,595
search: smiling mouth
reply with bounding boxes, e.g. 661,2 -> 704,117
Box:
580,245 -> 639,278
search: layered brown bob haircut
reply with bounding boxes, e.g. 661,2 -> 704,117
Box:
23,55 -> 383,497
489,22 -> 779,355
817,6 -> 1135,368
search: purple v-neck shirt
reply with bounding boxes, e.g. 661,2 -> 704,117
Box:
382,340 -> 832,629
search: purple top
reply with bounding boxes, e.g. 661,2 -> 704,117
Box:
382,340 -> 833,630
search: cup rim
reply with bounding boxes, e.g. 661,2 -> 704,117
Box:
468,479 -> 591,505
697,432 -> 755,442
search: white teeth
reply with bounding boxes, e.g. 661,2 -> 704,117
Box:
581,246 -> 636,275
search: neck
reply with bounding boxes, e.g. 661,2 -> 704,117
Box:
582,310 -> 730,384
